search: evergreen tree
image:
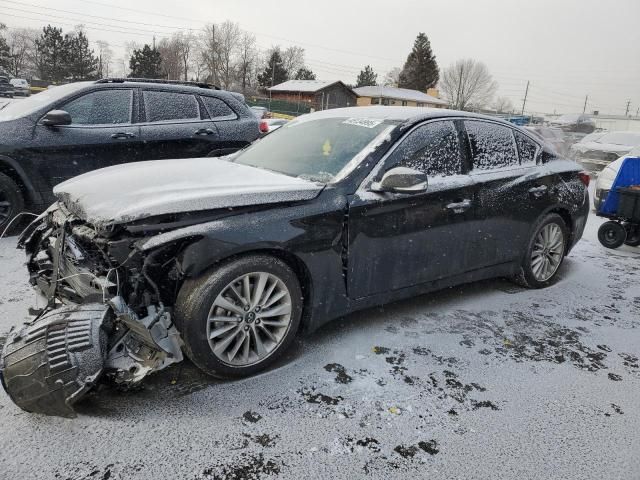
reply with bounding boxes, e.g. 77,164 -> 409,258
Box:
129,44 -> 162,78
65,30 -> 98,80
257,49 -> 287,87
35,25 -> 68,82
294,67 -> 316,80
398,33 -> 439,91
0,24 -> 10,74
355,65 -> 378,87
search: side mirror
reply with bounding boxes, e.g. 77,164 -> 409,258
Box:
370,167 -> 428,194
41,110 -> 72,127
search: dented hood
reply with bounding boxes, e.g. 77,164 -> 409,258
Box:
53,157 -> 323,225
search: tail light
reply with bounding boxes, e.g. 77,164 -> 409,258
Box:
259,120 -> 269,133
578,171 -> 590,187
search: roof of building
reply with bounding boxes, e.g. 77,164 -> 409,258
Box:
268,80 -> 349,93
353,85 -> 448,106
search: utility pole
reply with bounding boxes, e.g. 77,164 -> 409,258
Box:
582,95 -> 588,114
625,99 -> 631,117
455,66 -> 463,109
152,35 -> 155,50
521,80 -> 529,115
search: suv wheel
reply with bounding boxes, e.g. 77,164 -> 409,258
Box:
0,172 -> 25,235
514,213 -> 568,288
176,255 -> 303,378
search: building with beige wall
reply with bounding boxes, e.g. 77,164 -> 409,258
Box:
353,86 -> 448,108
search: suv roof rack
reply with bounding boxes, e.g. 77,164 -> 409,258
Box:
95,78 -> 220,90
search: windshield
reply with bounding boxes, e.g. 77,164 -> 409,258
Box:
0,82 -> 91,121
596,131 -> 640,146
234,116 -> 394,182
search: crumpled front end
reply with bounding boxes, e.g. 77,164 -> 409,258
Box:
0,204 -> 184,417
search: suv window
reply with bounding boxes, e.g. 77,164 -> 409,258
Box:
202,96 -> 235,119
386,120 -> 462,177
514,131 -> 539,165
144,91 -> 200,122
465,120 -> 518,170
61,89 -> 132,125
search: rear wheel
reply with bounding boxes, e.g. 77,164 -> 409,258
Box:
514,213 -> 568,288
175,255 -> 303,378
598,221 -> 626,249
623,224 -> 640,247
0,172 -> 25,235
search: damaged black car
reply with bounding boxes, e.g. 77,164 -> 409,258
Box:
0,107 -> 590,417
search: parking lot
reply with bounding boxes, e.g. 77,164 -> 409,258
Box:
0,212 -> 638,480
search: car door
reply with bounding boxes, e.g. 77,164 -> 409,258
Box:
139,89 -> 219,160
30,88 -> 140,188
347,119 -> 477,299
463,120 -> 545,268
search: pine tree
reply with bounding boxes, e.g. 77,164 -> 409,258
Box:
65,30 -> 98,80
294,67 -> 316,80
257,49 -> 288,87
355,65 -> 378,87
0,24 -> 10,74
398,33 -> 439,91
129,44 -> 162,78
35,25 -> 68,82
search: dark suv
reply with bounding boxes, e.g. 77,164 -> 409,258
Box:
0,78 -> 260,231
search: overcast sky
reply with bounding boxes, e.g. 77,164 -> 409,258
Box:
3,0 -> 639,115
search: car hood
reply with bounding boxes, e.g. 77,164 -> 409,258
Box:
53,157 -> 324,226
571,141 -> 633,154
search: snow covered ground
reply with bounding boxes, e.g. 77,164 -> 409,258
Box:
0,214 -> 638,479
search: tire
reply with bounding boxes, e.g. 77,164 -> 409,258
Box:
175,254 -> 303,379
513,213 -> 569,288
598,221 -> 626,249
623,224 -> 640,247
0,172 -> 26,236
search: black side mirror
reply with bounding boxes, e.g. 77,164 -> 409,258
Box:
370,167 -> 428,194
41,110 -> 72,127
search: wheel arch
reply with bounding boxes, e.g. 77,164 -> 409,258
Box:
0,155 -> 43,207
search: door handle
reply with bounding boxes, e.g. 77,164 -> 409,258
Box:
111,132 -> 136,139
446,199 -> 472,213
194,128 -> 215,136
528,185 -> 548,197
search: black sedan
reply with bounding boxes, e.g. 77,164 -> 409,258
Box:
2,107 -> 590,416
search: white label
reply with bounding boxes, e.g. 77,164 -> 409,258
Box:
343,118 -> 384,128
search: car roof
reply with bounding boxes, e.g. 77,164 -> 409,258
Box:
297,106 -> 519,128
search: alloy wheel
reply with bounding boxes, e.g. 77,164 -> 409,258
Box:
531,223 -> 565,282
206,272 -> 293,367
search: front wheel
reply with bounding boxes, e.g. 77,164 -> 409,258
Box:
175,255 -> 303,379
0,172 -> 26,235
623,224 -> 640,247
514,213 -> 568,288
598,221 -> 626,249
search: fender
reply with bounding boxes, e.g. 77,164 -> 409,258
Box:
0,154 -> 44,205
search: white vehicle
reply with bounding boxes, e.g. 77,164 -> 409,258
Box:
594,147 -> 640,210
265,118 -> 288,133
570,131 -> 640,174
9,78 -> 30,96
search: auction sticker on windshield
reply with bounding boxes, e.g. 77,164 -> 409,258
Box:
342,118 -> 384,128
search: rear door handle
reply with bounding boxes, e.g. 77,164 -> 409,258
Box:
528,185 -> 548,197
446,199 -> 472,213
194,128 -> 215,136
111,132 -> 136,139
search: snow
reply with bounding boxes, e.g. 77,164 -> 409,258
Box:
466,120 -> 519,170
268,80 -> 343,93
0,213 -> 639,479
353,86 -> 449,106
53,157 -> 323,226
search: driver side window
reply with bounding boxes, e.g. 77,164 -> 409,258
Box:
61,89 -> 133,125
385,120 -> 462,177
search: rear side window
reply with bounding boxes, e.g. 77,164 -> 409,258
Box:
144,91 -> 199,122
465,120 -> 518,170
515,131 -> 540,165
202,96 -> 236,119
62,89 -> 132,125
386,120 -> 462,177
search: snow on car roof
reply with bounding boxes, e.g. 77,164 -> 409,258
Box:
353,86 -> 448,105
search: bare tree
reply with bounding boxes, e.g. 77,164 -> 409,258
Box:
174,31 -> 194,81
383,67 -> 401,87
236,31 -> 256,92
96,40 -> 113,78
281,46 -> 305,79
123,41 -> 140,77
494,96 -> 514,113
216,21 -> 241,89
440,59 -> 497,111
158,35 -> 182,80
6,28 -> 39,77
201,23 -> 220,85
